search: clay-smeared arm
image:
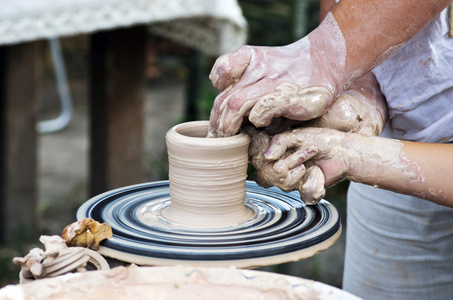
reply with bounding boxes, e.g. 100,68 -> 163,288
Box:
264,128 -> 453,207
246,70 -> 388,202
332,0 -> 451,74
310,0 -> 388,136
208,0 -> 450,137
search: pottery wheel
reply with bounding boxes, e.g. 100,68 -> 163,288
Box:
77,181 -> 341,268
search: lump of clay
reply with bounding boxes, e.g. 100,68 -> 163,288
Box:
62,218 -> 112,250
12,235 -> 110,284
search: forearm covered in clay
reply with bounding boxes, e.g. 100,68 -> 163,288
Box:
264,128 -> 453,207
342,135 -> 453,207
314,0 -> 388,136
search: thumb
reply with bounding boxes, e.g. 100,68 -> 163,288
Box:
264,131 -> 300,160
209,46 -> 252,91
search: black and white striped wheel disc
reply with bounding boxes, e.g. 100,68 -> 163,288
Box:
77,181 -> 341,268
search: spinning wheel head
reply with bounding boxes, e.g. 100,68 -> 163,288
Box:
77,181 -> 341,268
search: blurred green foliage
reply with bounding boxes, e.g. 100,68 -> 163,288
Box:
239,0 -> 320,46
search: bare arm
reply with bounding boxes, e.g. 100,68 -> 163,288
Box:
208,0 -> 450,137
320,0 -> 336,21
263,128 -> 453,207
332,0 -> 451,76
346,135 -> 453,207
397,141 -> 453,207
314,0 -> 388,136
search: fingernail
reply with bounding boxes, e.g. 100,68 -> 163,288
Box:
306,145 -> 317,155
291,164 -> 305,179
274,162 -> 285,173
264,147 -> 274,158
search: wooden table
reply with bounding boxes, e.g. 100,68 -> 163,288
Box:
0,0 -> 246,243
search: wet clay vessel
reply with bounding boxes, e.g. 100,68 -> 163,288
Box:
164,120 -> 253,227
77,121 -> 341,268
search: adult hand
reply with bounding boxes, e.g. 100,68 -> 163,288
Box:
248,127 -> 348,204
257,126 -> 453,207
208,0 -> 450,138
244,71 -> 387,137
246,72 -> 387,203
308,72 -> 388,136
208,14 -> 350,138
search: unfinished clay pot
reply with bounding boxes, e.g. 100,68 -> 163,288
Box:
164,121 -> 253,227
76,121 -> 341,268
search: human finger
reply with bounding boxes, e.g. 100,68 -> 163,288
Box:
263,131 -> 302,161
280,164 -> 307,192
249,82 -> 334,128
209,79 -> 277,137
209,46 -> 252,91
248,130 -> 271,170
256,162 -> 306,192
279,145 -> 318,169
299,166 -> 325,205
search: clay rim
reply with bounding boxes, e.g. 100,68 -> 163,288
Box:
165,120 -> 250,148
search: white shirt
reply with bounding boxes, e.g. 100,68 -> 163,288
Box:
372,8 -> 453,143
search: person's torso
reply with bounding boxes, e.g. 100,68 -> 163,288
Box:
372,8 -> 453,143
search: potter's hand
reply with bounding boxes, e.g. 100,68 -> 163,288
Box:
309,72 -> 388,136
245,73 -> 387,204
244,126 -> 328,204
254,127 -> 350,204
261,127 -> 453,208
259,72 -> 388,137
209,0 -> 450,138
208,14 -> 350,138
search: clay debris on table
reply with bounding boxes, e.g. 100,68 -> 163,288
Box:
62,218 -> 113,250
12,235 -> 110,284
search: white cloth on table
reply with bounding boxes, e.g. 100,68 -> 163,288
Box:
343,6 -> 453,300
0,0 -> 247,56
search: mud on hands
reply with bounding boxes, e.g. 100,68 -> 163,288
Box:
207,13 -> 352,138
246,126 -> 345,205
207,0 -> 448,139
247,122 -> 389,205
244,73 -> 387,205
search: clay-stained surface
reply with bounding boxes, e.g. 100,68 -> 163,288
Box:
12,235 -> 109,284
0,265 -> 362,300
77,180 -> 342,269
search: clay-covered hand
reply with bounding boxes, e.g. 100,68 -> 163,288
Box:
208,14 -> 350,138
254,127 -> 350,204
258,72 -> 388,137
256,125 -> 453,207
308,72 -> 388,136
208,0 -> 450,138
246,72 -> 387,203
